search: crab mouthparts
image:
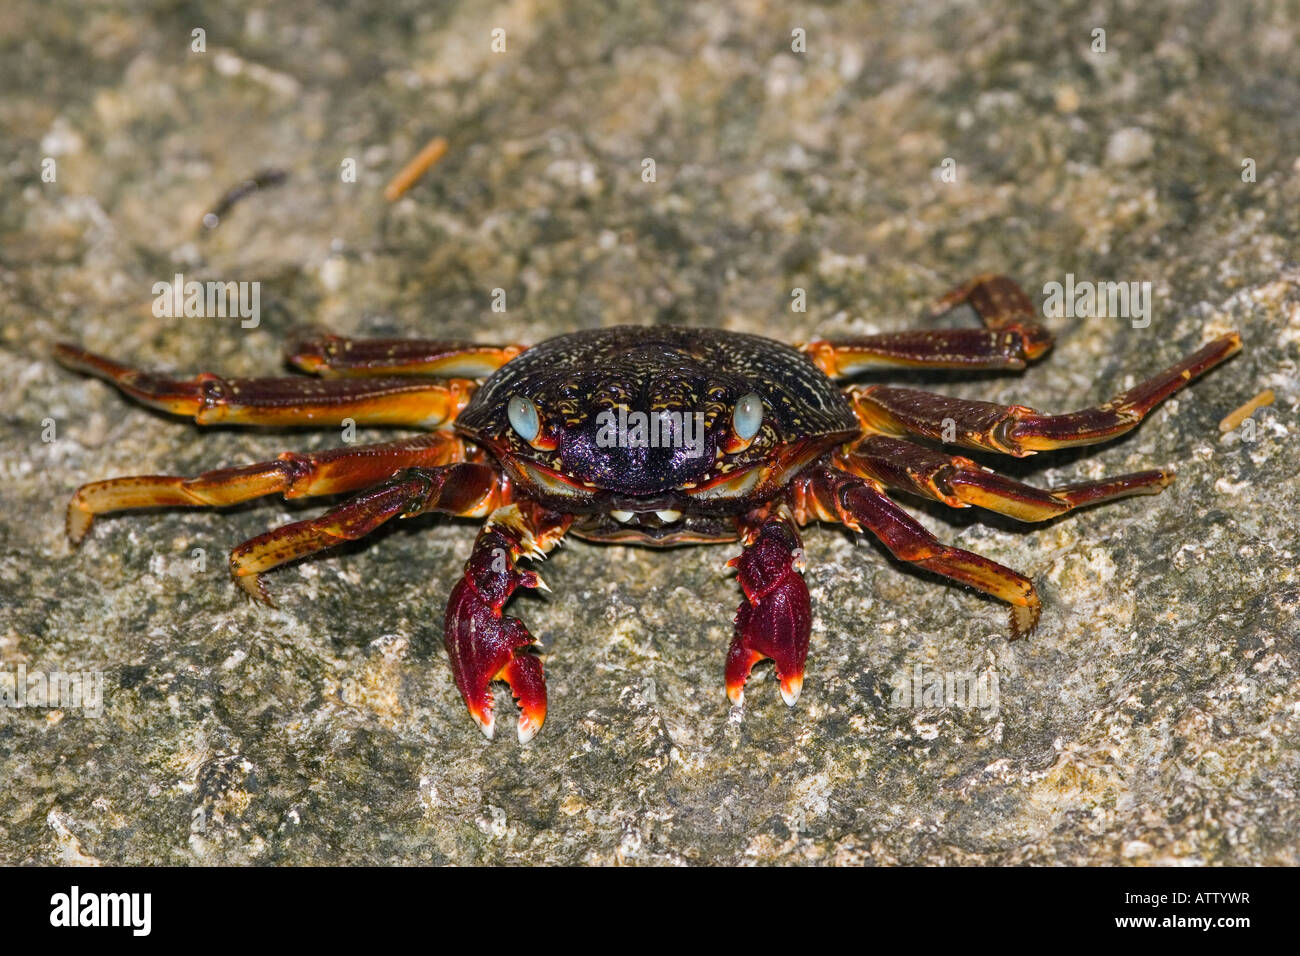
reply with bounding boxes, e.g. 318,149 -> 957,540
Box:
513,457 -> 767,509
610,508 -> 682,524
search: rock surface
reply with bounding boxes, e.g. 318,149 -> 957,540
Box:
1,0 -> 1297,864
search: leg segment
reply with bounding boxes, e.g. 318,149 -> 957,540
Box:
284,330 -> 524,378
837,435 -> 1172,522
66,432 -> 466,543
847,333 -> 1241,456
725,508 -> 811,707
923,273 -> 1045,330
793,467 -> 1041,638
444,504 -> 572,742
54,344 -> 474,427
802,275 -> 1054,376
228,462 -> 503,602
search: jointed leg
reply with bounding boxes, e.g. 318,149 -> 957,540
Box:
54,344 -> 474,427
725,507 -> 811,707
228,462 -> 503,602
838,435 -> 1172,522
285,330 -> 524,379
793,467 -> 1041,638
847,333 -> 1241,456
66,432 -> 466,543
444,503 -> 572,742
802,275 -> 1054,376
923,273 -> 1044,330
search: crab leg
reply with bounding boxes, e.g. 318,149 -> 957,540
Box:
65,432 -> 468,544
802,275 -> 1053,376
793,467 -> 1041,638
845,333 -> 1241,456
725,508 -> 812,707
54,344 -> 474,427
444,503 -> 571,743
837,435 -> 1172,522
285,331 -> 524,379
228,463 -> 503,603
924,273 -> 1046,327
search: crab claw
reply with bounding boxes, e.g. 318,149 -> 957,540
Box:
725,520 -> 811,707
444,525 -> 548,742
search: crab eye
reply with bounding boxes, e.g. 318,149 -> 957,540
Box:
732,392 -> 764,441
507,395 -> 540,442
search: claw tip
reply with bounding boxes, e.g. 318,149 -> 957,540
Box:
517,715 -> 541,744
779,676 -> 804,707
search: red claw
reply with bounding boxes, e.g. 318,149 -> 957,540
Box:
444,524 -> 548,742
726,520 -> 812,707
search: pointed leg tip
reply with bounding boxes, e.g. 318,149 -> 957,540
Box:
53,342 -> 85,367
65,502 -> 94,545
1008,601 -> 1042,640
233,572 -> 277,608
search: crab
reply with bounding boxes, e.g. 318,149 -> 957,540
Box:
56,275 -> 1241,742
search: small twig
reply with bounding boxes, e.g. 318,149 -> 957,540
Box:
1219,389 -> 1274,432
201,168 -> 290,232
384,136 -> 449,201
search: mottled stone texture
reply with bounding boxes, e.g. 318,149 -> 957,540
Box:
1,0 -> 1297,865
